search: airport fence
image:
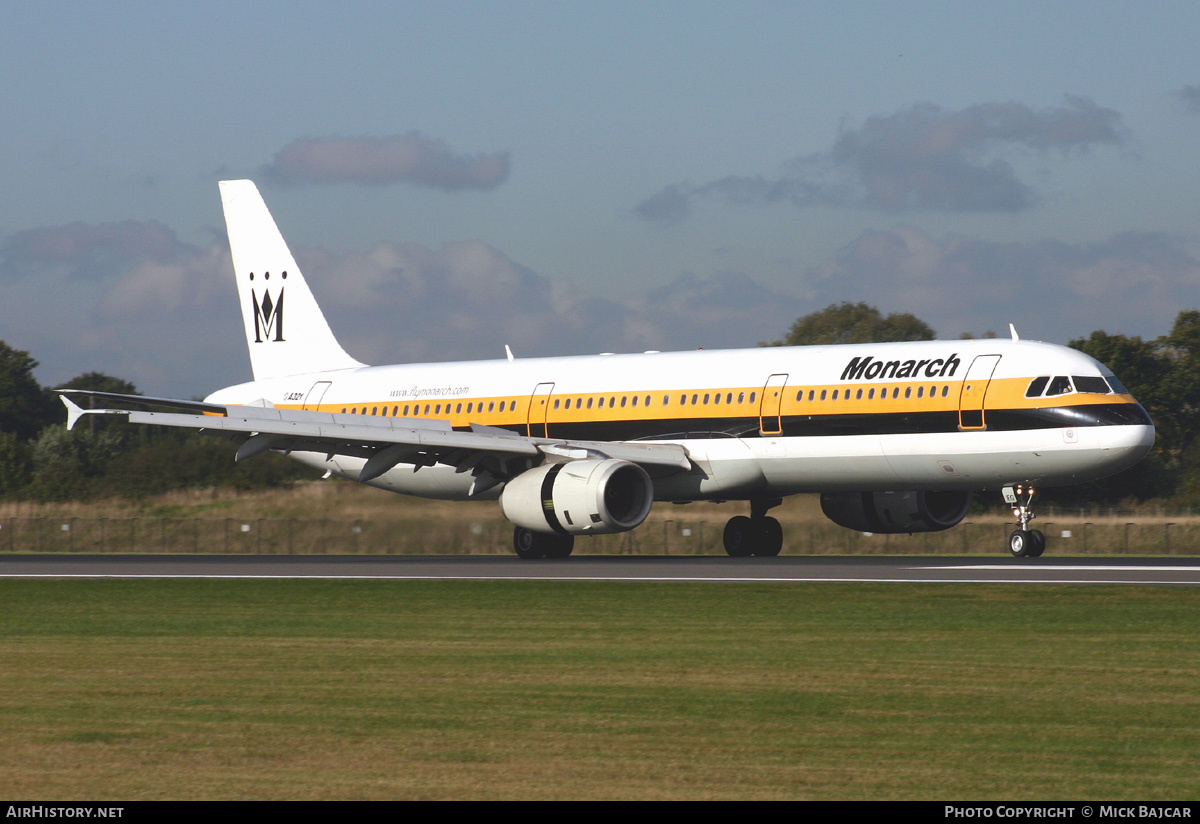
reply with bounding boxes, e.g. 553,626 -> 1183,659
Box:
1,515 -> 1198,555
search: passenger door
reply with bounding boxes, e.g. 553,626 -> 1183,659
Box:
958,355 -> 1001,429
759,373 -> 789,435
302,381 -> 332,411
527,382 -> 555,437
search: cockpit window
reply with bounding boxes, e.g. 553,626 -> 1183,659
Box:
1025,376 -> 1050,398
1106,376 -> 1129,395
1072,376 -> 1112,395
1045,376 -> 1073,396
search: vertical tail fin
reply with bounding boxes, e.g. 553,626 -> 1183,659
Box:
219,179 -> 364,381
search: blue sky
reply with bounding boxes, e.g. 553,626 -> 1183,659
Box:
2,1 -> 1199,395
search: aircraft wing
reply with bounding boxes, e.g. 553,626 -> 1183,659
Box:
58,391 -> 691,494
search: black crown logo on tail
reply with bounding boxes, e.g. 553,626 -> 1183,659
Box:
249,270 -> 286,343
251,286 -> 285,343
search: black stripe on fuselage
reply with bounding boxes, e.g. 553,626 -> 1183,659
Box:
472,402 -> 1151,442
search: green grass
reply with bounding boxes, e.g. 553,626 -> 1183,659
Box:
1,580 -> 1197,799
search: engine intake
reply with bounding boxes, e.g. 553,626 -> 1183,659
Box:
820,490 -> 971,534
500,458 -> 654,535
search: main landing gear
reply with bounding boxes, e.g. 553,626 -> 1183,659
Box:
513,527 -> 574,559
1004,484 -> 1045,558
722,497 -> 784,557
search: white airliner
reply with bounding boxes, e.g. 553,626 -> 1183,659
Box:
60,180 -> 1155,559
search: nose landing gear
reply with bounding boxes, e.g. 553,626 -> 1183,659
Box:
1004,484 -> 1045,558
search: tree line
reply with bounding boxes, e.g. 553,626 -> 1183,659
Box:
0,303 -> 1194,505
0,345 -> 315,502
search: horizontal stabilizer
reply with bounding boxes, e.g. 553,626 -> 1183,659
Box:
59,389 -> 226,415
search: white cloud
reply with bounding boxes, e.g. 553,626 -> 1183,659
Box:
637,97 -> 1126,221
4,215 -> 1195,398
1176,84 -> 1200,114
804,227 -> 1200,340
261,133 -> 510,191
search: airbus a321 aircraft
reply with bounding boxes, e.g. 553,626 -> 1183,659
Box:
60,180 -> 1155,559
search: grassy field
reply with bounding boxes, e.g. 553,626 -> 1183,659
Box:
1,579 -> 1197,800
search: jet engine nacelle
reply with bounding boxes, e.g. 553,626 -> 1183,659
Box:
500,458 -> 654,535
820,490 -> 971,534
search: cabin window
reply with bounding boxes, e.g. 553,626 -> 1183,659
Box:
703,394 -> 710,404
692,394 -> 699,405
904,388 -> 911,399
739,392 -> 746,403
916,387 -> 924,399
868,388 -> 875,400
663,395 -> 670,406
796,390 -> 803,402
631,396 -> 638,407
403,405 -> 410,416
856,388 -> 863,400
832,389 -> 839,400
645,395 -> 651,406
819,390 -> 827,401
941,386 -> 949,398
749,392 -> 756,403
456,403 -> 463,413
1073,376 -> 1111,394
713,393 -> 720,405
381,406 -> 388,417
609,397 -> 616,407
350,407 -> 356,415
587,398 -> 594,409
553,399 -> 560,410
487,401 -> 494,412
620,396 -> 627,408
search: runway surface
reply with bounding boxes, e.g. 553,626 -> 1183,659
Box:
2,554 -> 1200,585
